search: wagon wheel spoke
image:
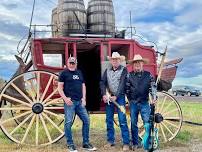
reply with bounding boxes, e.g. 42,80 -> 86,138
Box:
44,107 -> 64,110
40,75 -> 54,103
44,98 -> 63,106
42,89 -> 59,104
0,107 -> 31,111
163,108 -> 179,116
161,121 -> 174,136
44,110 -> 64,120
10,113 -> 33,135
39,114 -> 52,143
159,96 -> 167,114
161,100 -> 174,115
164,117 -> 181,120
11,83 -> 33,104
26,79 -> 37,102
1,94 -> 31,107
159,123 -> 167,142
21,115 -> 36,144
42,113 -> 63,134
155,122 -> 158,129
27,90 -> 37,103
164,120 -> 179,129
36,72 -> 40,102
36,114 -> 39,146
0,111 -> 32,125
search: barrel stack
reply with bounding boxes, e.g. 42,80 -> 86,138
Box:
52,0 -> 87,37
51,0 -> 115,37
87,0 -> 115,35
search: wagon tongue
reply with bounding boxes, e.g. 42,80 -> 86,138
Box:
32,103 -> 44,114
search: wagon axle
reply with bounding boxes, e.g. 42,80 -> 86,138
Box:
32,103 -> 44,114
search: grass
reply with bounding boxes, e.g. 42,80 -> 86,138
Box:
180,102 -> 202,123
0,101 -> 202,151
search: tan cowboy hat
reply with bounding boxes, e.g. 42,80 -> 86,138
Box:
128,54 -> 149,64
107,52 -> 126,61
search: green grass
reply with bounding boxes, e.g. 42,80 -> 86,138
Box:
176,130 -> 192,142
0,101 -> 202,151
179,102 -> 202,123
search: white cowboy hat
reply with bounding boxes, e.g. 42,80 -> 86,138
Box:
107,52 -> 125,61
128,54 -> 149,64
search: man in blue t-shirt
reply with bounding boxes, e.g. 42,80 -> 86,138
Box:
58,57 -> 97,152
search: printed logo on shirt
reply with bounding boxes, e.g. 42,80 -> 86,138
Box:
73,75 -> 79,80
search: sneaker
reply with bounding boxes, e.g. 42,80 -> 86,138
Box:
123,144 -> 130,151
67,145 -> 78,152
83,143 -> 97,151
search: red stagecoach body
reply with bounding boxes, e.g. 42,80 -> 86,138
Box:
31,37 -> 157,112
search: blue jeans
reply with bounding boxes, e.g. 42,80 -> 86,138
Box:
64,100 -> 90,146
106,96 -> 130,145
129,101 -> 151,145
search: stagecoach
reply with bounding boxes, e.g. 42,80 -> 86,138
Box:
0,34 -> 183,146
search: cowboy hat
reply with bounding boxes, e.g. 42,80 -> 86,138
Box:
128,54 -> 149,64
107,52 -> 126,61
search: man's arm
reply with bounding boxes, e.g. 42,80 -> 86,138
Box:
81,83 -> 86,106
58,82 -> 73,106
100,69 -> 108,103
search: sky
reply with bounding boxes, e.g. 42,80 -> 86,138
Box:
0,0 -> 201,88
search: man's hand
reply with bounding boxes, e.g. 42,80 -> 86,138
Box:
81,98 -> 86,106
150,99 -> 157,105
102,95 -> 108,103
109,96 -> 117,102
64,97 -> 73,106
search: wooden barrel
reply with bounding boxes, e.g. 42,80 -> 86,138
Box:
57,0 -> 87,36
87,0 -> 115,34
51,7 -> 59,37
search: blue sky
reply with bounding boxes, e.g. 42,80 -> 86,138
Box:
0,0 -> 202,88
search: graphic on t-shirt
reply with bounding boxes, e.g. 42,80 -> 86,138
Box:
73,75 -> 79,80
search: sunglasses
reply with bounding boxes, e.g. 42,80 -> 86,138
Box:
69,62 -> 76,65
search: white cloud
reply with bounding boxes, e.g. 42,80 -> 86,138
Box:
175,6 -> 202,25
0,0 -> 202,87
0,32 -> 17,41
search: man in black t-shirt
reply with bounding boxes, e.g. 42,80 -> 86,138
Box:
58,57 -> 97,152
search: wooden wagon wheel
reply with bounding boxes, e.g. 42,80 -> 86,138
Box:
0,70 -> 65,146
138,91 -> 183,143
